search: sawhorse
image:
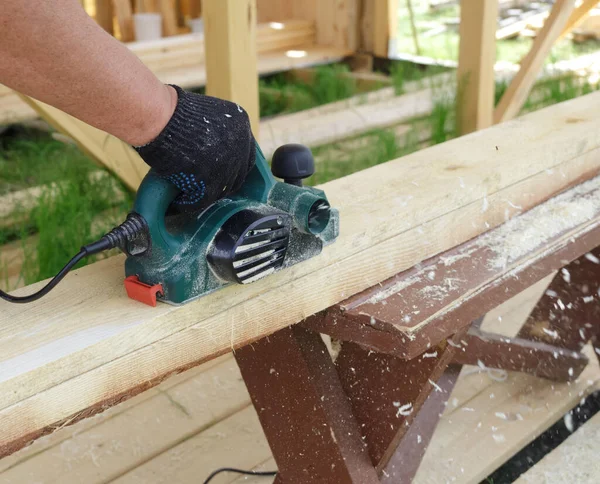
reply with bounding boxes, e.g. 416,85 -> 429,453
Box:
235,180 -> 600,483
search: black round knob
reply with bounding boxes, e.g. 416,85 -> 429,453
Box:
271,144 -> 315,186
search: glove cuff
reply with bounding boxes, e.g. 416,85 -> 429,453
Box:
134,85 -> 254,175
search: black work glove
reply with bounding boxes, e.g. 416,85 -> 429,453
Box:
134,85 -> 256,211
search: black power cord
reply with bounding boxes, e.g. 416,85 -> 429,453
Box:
0,213 -> 149,304
202,467 -> 277,484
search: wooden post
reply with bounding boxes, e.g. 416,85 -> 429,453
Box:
456,0 -> 498,135
373,0 -> 399,57
158,0 -> 179,36
203,0 -> 260,136
95,0 -> 114,35
559,0 -> 600,41
188,0 -> 202,19
494,0 -> 576,124
113,0 -> 135,42
135,0 -> 157,13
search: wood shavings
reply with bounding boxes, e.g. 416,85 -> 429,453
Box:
478,176 -> 600,270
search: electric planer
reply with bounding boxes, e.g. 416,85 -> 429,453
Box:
0,143 -> 339,306
122,143 -> 339,306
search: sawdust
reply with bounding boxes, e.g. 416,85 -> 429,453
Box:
477,176 -> 600,270
365,274 -> 423,305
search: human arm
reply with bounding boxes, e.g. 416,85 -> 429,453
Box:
0,1 -> 255,209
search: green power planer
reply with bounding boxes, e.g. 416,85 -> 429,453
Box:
122,143 -> 339,306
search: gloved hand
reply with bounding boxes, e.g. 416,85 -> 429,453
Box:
134,85 -> 256,211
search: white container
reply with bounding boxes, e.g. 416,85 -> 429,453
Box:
189,17 -> 204,35
134,13 -> 163,42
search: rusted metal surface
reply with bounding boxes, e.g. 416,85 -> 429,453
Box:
235,325 -> 379,483
381,364 -> 462,484
453,327 -> 589,381
518,248 -> 600,351
334,329 -> 467,476
304,184 -> 600,360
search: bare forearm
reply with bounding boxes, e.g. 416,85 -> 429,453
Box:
0,0 -> 176,145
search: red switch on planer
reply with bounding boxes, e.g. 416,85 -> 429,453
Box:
124,275 -> 163,307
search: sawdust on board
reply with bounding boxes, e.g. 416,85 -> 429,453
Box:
362,176 -> 600,311
477,176 -> 600,270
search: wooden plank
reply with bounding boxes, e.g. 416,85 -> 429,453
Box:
456,0 -> 498,134
304,174 -> 600,359
414,344 -> 600,483
135,0 -> 157,13
0,278 -> 567,483
256,0 -> 294,22
496,10 -> 550,40
259,83 -> 445,158
113,406 -> 271,483
0,356 -> 251,484
113,0 -> 136,42
158,0 -> 179,37
203,0 -> 260,135
494,0 -> 577,124
3,93 -> 600,457
516,411 -> 600,483
559,0 -> 600,41
0,355 -> 229,474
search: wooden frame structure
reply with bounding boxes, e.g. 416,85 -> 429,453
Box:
457,0 -> 600,134
2,92 -> 600,480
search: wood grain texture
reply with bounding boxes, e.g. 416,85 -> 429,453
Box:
457,0 -> 498,134
3,93 -> 600,457
495,0 -> 577,123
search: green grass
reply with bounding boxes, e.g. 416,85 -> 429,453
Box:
0,128 -> 95,195
308,126 -> 422,186
390,60 -> 448,94
259,64 -> 359,117
0,130 -> 132,288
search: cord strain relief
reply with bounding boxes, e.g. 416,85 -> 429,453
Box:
105,213 -> 150,255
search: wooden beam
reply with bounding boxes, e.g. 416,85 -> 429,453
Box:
203,0 -> 260,135
113,0 -> 135,42
94,0 -> 114,35
3,93 -> 600,457
17,95 -> 148,191
188,0 -> 202,18
157,0 -> 179,36
559,0 -> 600,41
373,0 -> 399,57
135,0 -> 157,13
456,0 -> 498,134
494,0 -> 577,124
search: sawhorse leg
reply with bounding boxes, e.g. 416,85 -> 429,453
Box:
235,325 -> 379,483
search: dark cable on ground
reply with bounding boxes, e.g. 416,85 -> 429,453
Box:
202,467 -> 277,484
